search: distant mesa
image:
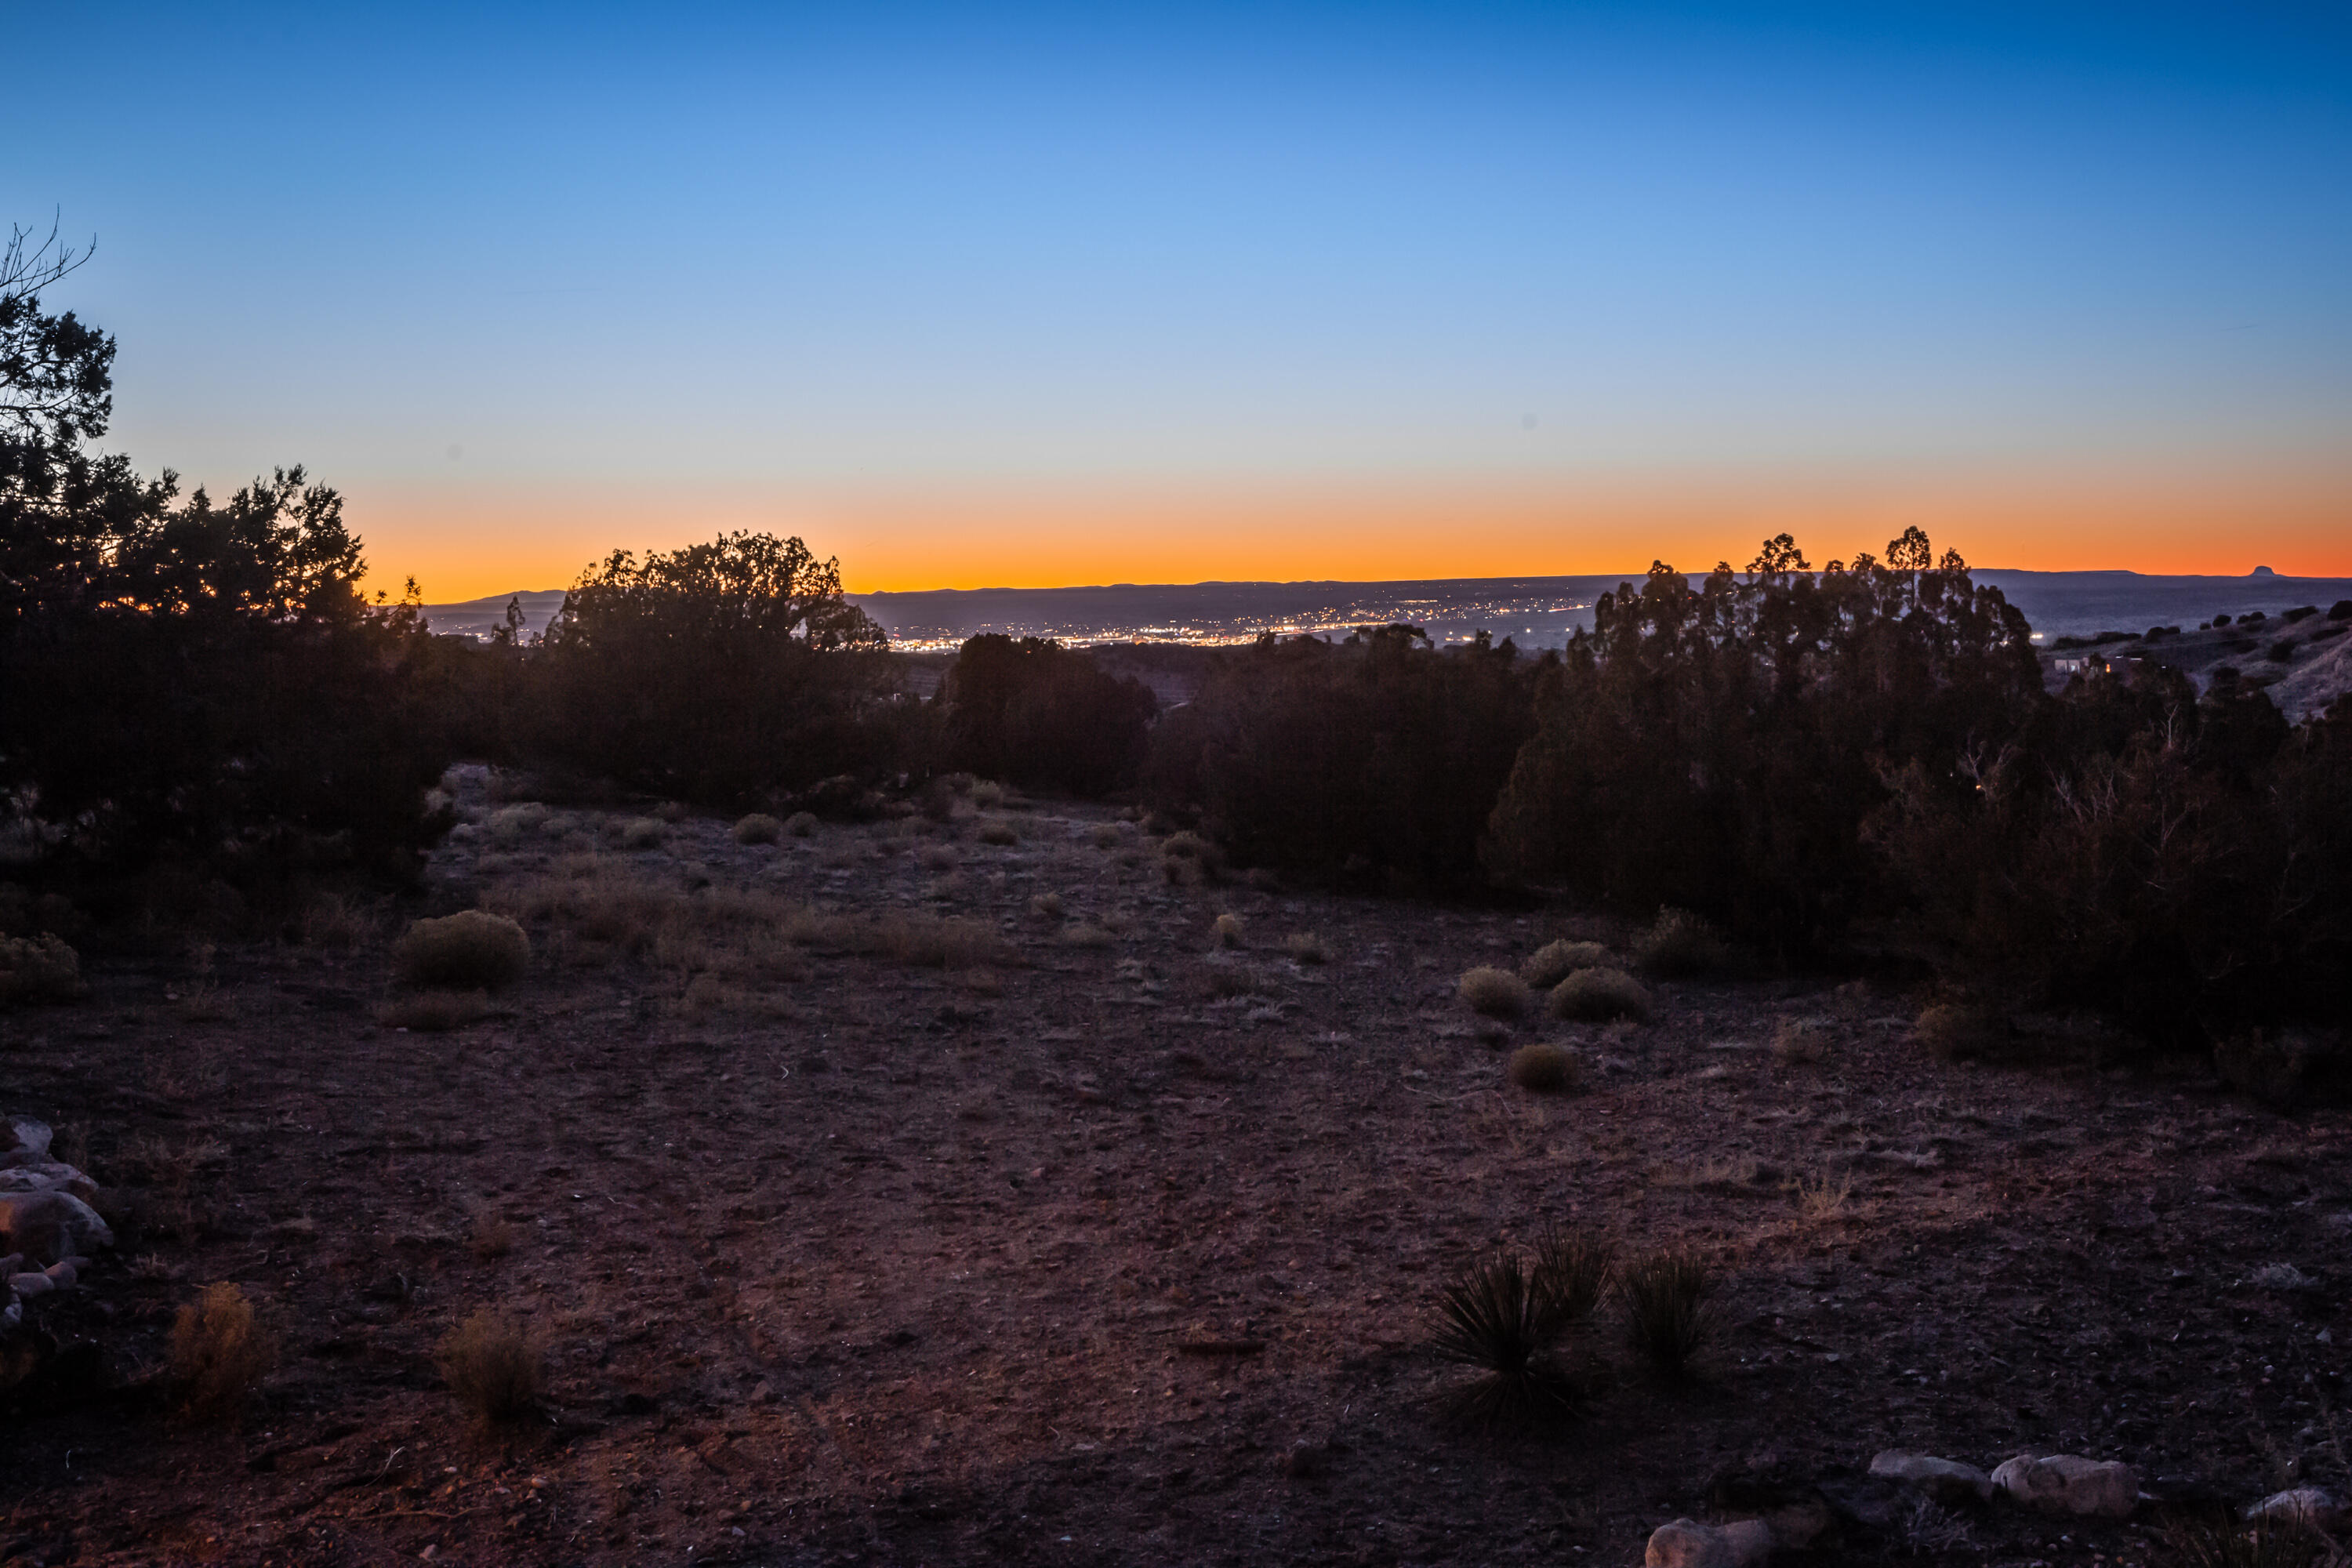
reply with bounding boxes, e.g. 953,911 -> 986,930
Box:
2251,565 -> 2277,577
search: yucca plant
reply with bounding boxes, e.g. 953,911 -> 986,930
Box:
1619,1250 -> 1716,1379
1531,1225 -> 1616,1333
1429,1254 -> 1577,1428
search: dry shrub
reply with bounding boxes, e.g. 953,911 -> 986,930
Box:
169,1283 -> 276,1423
2163,1512 -> 2331,1568
1548,967 -> 1650,1022
437,1309 -> 546,1425
1521,938 -> 1611,989
467,1212 -> 517,1261
1795,1167 -> 1853,1220
1029,891 -> 1065,920
1771,1016 -> 1835,1065
1633,907 -> 1730,978
1283,931 -> 1332,965
1213,913 -> 1245,949
918,843 -> 961,873
731,813 -> 784,844
487,802 -> 551,843
652,800 -> 691,823
1090,823 -> 1121,850
299,892 -> 379,952
617,817 -> 666,851
977,820 -> 1019,847
970,780 -> 1006,808
376,989 -> 491,1031
784,811 -> 820,838
392,910 -> 530,990
877,913 -> 1005,969
1915,1003 -> 2001,1062
1429,1254 -> 1577,1428
1507,1043 -> 1577,1093
1619,1251 -> 1715,1378
1458,966 -> 1531,1019
1063,923 -> 1116,949
0,934 -> 82,1006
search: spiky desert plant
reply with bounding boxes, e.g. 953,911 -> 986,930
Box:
1530,1225 -> 1616,1332
1619,1250 -> 1716,1379
1458,966 -> 1531,1019
1429,1254 -> 1576,1428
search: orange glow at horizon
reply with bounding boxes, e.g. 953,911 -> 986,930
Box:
362,466 -> 2352,604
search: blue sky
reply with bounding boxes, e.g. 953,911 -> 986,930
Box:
14,2 -> 2351,589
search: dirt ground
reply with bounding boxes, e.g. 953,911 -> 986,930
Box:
4,773 -> 2350,1567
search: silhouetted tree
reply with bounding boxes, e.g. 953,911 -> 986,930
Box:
942,635 -> 1156,797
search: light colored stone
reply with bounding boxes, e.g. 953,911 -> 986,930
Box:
0,1162 -> 100,1200
0,1189 -> 114,1264
0,1119 -> 53,1162
1991,1454 -> 2138,1518
2247,1488 -> 2343,1529
9,1271 -> 53,1298
1870,1450 -> 1994,1504
1644,1518 -> 1771,1568
42,1259 -> 76,1289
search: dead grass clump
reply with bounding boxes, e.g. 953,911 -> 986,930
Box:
1506,1043 -> 1577,1093
785,811 -> 820,838
1914,1002 -> 2001,1062
0,934 -> 82,1006
1795,1167 -> 1853,1220
391,910 -> 530,989
1548,967 -> 1650,1022
918,843 -> 961,873
1772,1015 -> 1835,1065
1459,966 -> 1531,1019
1633,907 -> 1730,978
437,1310 -> 546,1425
1090,823 -> 1121,850
970,780 -> 1006,808
376,989 -> 492,1031
617,817 -> 666,851
978,819 -> 1020,847
1618,1251 -> 1716,1379
299,892 -> 379,951
1521,938 -> 1611,989
1029,891 -> 1065,920
466,1212 -> 517,1261
877,913 -> 1005,969
1283,931 -> 1332,964
2162,1513 -> 2331,1568
169,1283 -> 276,1424
1429,1254 -> 1577,1429
1063,922 -> 1117,949
731,813 -> 784,844
1213,913 -> 1245,949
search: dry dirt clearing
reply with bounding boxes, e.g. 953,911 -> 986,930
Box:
4,777 -> 2350,1567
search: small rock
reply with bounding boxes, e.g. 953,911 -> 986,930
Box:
1991,1454 -> 2137,1518
1644,1518 -> 1772,1568
9,1271 -> 53,1298
2247,1488 -> 2343,1530
1869,1450 -> 1994,1504
0,1120 -> 53,1162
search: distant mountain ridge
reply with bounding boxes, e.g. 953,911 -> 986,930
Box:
420,568 -> 2352,650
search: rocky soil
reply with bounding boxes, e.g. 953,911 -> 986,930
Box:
3,774 -> 2350,1566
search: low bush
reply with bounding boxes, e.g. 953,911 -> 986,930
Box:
784,811 -> 820,838
617,817 -> 666,851
977,819 -> 1019,847
437,1309 -> 546,1425
1548,967 -> 1650,1022
1458,966 -> 1531,1019
1912,1003 -> 2001,1062
1521,938 -> 1610,989
1506,1043 -> 1576,1092
169,1283 -> 276,1424
0,934 -> 81,1007
1632,908 -> 1729,978
391,911 -> 530,990
1283,931 -> 1332,964
1089,823 -> 1121,850
731,813 -> 783,844
1213,913 -> 1244,949
1029,891 -> 1064,920
1771,1016 -> 1834,1065
1618,1250 -> 1715,1379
